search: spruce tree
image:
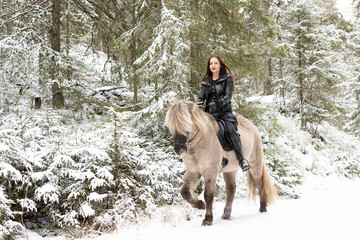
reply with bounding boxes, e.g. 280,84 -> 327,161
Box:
134,0 -> 189,99
346,24 -> 360,136
280,0 -> 343,133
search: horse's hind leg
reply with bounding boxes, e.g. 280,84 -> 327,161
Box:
249,168 -> 268,213
222,170 -> 237,220
180,172 -> 205,210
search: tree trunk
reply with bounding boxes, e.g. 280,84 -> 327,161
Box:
35,97 -> 42,109
189,0 -> 201,92
297,24 -> 305,128
298,47 -> 304,108
131,38 -> 138,105
66,1 -> 71,81
6,3 -> 13,35
155,80 -> 159,102
1,1 -> 12,68
264,56 -> 273,95
38,0 -> 46,74
130,4 -> 138,105
51,0 -> 64,108
112,112 -> 119,185
279,58 -> 285,106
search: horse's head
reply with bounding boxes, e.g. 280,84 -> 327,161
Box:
165,100 -> 212,155
172,133 -> 188,155
165,100 -> 194,155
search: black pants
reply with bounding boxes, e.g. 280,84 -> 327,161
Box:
211,111 -> 238,134
224,121 -> 237,136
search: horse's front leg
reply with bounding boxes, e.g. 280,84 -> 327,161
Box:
202,175 -> 217,226
180,172 -> 205,210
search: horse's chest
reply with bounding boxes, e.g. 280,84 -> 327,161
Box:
182,147 -> 220,173
182,149 -> 198,169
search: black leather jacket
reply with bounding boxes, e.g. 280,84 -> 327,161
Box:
196,74 -> 233,113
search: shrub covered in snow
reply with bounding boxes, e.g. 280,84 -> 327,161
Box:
0,89 -> 185,237
0,187 -> 24,240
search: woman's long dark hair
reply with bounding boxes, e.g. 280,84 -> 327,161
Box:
203,55 -> 235,90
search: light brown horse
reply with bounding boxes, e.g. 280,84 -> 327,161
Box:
165,100 -> 277,226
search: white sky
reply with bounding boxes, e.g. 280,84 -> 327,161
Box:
336,0 -> 355,21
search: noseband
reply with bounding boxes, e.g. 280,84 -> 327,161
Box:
174,129 -> 200,149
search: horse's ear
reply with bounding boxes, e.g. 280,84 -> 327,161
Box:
166,101 -> 173,109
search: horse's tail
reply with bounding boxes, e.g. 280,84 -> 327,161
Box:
246,171 -> 257,201
246,164 -> 277,204
260,164 -> 278,204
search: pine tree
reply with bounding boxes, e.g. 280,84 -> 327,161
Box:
0,187 -> 24,240
185,0 -> 274,95
114,0 -> 162,105
0,114 -> 25,239
346,24 -> 360,135
0,1 -> 49,108
279,0 -> 343,134
134,0 -> 189,100
50,0 -> 64,108
271,0 -> 297,108
352,1 -> 360,135
355,0 -> 360,18
350,76 -> 360,136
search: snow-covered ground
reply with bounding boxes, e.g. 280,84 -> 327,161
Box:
25,174 -> 360,240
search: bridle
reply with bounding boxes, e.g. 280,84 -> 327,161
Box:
174,129 -> 200,149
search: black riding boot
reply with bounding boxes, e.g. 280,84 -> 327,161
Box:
228,130 -> 251,172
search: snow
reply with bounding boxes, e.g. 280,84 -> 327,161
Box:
0,162 -> 22,181
88,192 -> 107,202
34,183 -> 59,204
80,202 -> 95,217
23,174 -> 360,240
246,95 -> 275,105
17,198 -> 37,212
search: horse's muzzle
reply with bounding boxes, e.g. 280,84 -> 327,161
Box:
173,134 -> 188,155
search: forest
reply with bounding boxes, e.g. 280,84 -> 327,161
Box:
1,0 -> 360,239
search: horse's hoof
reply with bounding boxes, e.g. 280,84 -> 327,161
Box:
201,215 -> 213,226
195,200 -> 205,210
221,214 -> 230,220
201,220 -> 213,226
221,207 -> 231,220
259,202 -> 267,212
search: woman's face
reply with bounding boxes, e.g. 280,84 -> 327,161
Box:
209,57 -> 221,75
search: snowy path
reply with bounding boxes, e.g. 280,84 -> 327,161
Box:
28,175 -> 360,240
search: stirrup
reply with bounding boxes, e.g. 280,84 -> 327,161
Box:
240,159 -> 251,172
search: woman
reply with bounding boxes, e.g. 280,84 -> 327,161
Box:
196,55 -> 250,172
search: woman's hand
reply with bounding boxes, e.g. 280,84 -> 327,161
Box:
208,102 -> 217,113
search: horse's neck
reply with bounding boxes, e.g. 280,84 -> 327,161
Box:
205,113 -> 219,133
195,112 -> 218,141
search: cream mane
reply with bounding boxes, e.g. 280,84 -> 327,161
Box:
165,100 -> 217,137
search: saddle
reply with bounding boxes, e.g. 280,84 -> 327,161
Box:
216,120 -> 234,152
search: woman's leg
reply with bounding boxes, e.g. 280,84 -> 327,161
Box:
225,121 -> 251,172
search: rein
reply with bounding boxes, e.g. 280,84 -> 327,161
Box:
174,129 -> 200,148
187,129 -> 200,147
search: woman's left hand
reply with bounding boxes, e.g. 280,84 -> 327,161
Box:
208,102 -> 217,113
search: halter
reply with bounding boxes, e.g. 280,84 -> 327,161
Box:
174,129 -> 200,149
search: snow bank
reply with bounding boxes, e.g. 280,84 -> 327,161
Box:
23,174 -> 360,240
